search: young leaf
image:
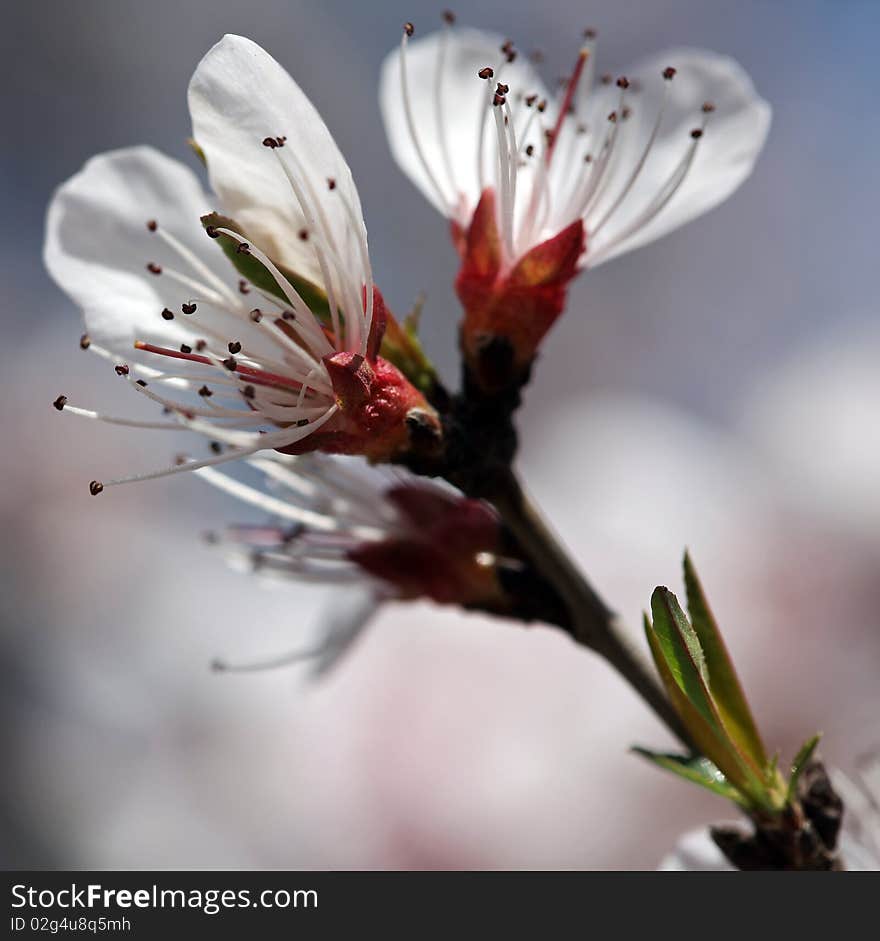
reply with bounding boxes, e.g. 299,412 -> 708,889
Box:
646,592 -> 770,806
644,617 -> 751,794
632,747 -> 749,806
787,733 -> 821,801
684,552 -> 768,769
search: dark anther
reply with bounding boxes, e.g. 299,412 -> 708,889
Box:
442,10 -> 455,24
238,279 -> 250,294
136,379 -> 148,387
182,302 -> 197,315
146,219 -> 158,232
161,308 -> 174,321
537,99 -> 547,113
89,480 -> 104,496
296,418 -> 310,427
235,242 -> 250,254
702,101 -> 716,113
478,66 -> 494,80
206,225 -> 219,238
403,22 -> 414,37
691,128 -> 704,139
210,441 -> 223,454
227,341 -> 242,355
115,364 -> 129,376
195,339 -> 207,351
601,73 -> 613,85
622,106 -> 632,120
198,385 -> 213,398
663,66 -> 677,80
608,111 -> 618,123
525,93 -> 538,107
493,93 -> 506,107
617,76 -> 630,89
223,357 -> 237,371
584,153 -> 593,163
496,82 -> 509,95
174,454 -> 188,466
525,144 -> 534,157
583,27 -> 597,40
282,311 -> 295,321
298,228 -> 309,241
327,177 -> 337,190
249,308 -> 263,323
53,395 -> 68,411
243,385 -> 255,400
180,343 -> 192,354
79,333 -> 91,350
262,137 -> 279,148
275,136 -> 285,147
146,262 -> 162,275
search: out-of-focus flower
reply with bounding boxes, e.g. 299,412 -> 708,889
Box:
45,35 -> 440,497
659,758 -> 880,871
380,20 -> 770,387
199,452 -> 510,670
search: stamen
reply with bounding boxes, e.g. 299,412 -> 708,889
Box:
267,152 -> 348,349
546,47 -> 590,163
588,120 -> 708,266
150,221 -> 242,307
399,26 -> 452,212
433,12 -> 459,205
214,227 -> 333,356
98,404 -> 339,490
133,341 -> 307,396
589,70 -> 674,236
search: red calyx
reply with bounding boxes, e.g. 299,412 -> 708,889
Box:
454,188 -> 585,391
348,487 -> 503,605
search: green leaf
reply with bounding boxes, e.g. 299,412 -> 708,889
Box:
200,212 -> 331,320
787,733 -> 821,801
644,613 -> 749,793
646,592 -> 771,807
649,588 -> 713,724
632,747 -> 749,806
684,552 -> 768,770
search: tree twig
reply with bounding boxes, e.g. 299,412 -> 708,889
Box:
490,466 -> 695,751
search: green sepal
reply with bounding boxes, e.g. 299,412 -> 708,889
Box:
632,748 -> 749,806
381,302 -> 440,395
200,212 -> 331,320
188,138 -> 207,166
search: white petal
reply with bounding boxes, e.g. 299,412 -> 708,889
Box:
379,27 -> 550,226
659,823 -> 880,871
188,34 -> 367,291
657,826 -> 736,871
586,48 -> 771,265
44,146 -> 244,361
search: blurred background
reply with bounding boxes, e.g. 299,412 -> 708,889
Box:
2,0 -> 878,869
